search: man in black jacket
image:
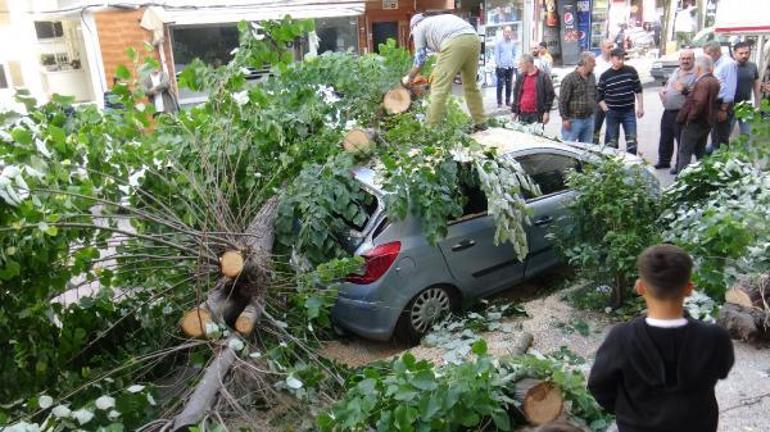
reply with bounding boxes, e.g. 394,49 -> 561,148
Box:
588,244 -> 734,432
511,54 -> 555,126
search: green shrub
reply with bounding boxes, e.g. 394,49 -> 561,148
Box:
550,156 -> 661,307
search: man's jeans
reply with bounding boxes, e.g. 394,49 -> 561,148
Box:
708,107 -> 734,153
496,67 -> 514,106
604,108 -> 638,154
562,116 -> 594,143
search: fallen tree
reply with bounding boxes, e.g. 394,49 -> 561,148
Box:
718,275 -> 770,345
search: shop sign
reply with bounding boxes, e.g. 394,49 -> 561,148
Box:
383,0 -> 398,9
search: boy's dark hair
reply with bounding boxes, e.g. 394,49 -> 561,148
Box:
637,244 -> 693,299
610,47 -> 626,58
536,421 -> 584,432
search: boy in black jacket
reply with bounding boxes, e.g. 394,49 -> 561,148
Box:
588,244 -> 734,432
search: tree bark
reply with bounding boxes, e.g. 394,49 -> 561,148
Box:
171,335 -> 242,430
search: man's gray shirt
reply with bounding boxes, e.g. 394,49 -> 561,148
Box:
412,14 -> 476,53
735,61 -> 759,104
662,67 -> 697,110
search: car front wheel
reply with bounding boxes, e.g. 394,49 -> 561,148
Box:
396,286 -> 454,344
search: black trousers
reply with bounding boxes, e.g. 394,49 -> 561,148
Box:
593,105 -> 606,144
657,109 -> 681,165
676,122 -> 710,174
710,107 -> 734,152
496,67 -> 514,105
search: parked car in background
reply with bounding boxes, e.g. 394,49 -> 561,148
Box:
651,27 -> 731,85
331,128 -> 658,343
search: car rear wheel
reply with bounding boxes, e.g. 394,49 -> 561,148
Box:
396,286 -> 455,344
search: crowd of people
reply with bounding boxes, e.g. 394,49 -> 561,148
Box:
504,37 -> 760,175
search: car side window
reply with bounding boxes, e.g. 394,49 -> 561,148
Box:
451,164 -> 488,222
516,153 -> 580,198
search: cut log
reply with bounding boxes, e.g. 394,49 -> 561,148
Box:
181,308 -> 212,339
717,302 -> 770,345
725,274 -> 770,310
342,128 -> 376,155
383,86 -> 411,114
234,300 -> 262,336
220,250 -> 244,278
512,378 -> 564,426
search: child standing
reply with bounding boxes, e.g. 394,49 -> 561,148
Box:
588,244 -> 734,432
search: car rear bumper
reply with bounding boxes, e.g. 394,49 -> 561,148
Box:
332,295 -> 400,341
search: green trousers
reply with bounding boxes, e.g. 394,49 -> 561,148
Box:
427,34 -> 486,126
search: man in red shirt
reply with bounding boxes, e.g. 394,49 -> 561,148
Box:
512,54 -> 555,126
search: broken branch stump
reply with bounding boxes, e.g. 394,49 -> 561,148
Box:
342,128 -> 377,155
383,86 -> 411,114
510,378 -> 564,426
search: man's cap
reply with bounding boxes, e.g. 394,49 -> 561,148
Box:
410,14 -> 425,31
610,47 -> 626,58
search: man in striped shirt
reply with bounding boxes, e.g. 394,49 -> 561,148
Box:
597,48 -> 644,154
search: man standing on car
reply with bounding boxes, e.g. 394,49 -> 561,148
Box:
511,54 -> 555,127
676,56 -> 720,174
494,26 -> 517,109
593,39 -> 614,143
655,49 -> 696,172
704,40 -> 737,151
732,41 -> 761,136
559,52 -> 597,143
403,13 -> 486,130
597,47 -> 644,154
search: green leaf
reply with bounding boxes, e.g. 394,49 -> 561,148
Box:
12,128 -> 32,145
115,64 -> 131,80
411,370 -> 437,391
471,339 -> 487,355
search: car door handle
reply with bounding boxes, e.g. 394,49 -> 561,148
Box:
534,216 -> 553,226
451,239 -> 476,251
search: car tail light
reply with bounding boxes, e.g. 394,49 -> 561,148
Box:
345,241 -> 401,285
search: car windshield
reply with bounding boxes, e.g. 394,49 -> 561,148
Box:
689,28 -> 729,47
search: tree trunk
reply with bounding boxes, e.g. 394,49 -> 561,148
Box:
172,196 -> 279,428
171,335 -> 242,430
509,378 -> 564,426
725,275 -> 770,310
383,86 -> 411,114
717,302 -> 770,345
180,287 -> 242,339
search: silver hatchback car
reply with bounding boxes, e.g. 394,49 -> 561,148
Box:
332,128 -> 653,342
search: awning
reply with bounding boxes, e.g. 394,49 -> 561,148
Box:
714,0 -> 770,34
148,1 -> 365,26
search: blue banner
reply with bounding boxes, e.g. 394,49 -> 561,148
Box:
576,0 -> 592,51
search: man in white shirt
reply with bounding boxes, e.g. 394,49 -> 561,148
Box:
593,39 -> 614,143
704,40 -> 737,151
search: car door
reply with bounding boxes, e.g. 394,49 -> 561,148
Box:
515,151 -> 581,277
436,169 -> 525,296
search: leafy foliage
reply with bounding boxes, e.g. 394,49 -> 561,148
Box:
317,342 -> 611,432
549,156 -> 661,307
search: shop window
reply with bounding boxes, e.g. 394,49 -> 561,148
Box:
484,0 -> 524,69
171,25 -> 241,68
315,16 -> 358,54
35,21 -> 64,39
